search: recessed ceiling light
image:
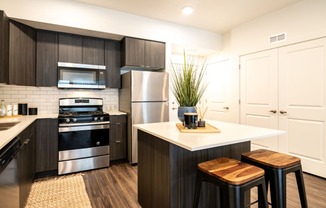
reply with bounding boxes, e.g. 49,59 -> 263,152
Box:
182,6 -> 193,15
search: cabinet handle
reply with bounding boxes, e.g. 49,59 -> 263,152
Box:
223,107 -> 229,110
280,110 -> 287,114
115,140 -> 121,143
24,139 -> 30,145
172,107 -> 177,110
269,110 -> 277,114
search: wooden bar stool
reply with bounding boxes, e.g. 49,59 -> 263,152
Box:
241,149 -> 308,208
193,157 -> 268,208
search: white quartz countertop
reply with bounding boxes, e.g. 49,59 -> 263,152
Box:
134,120 -> 286,151
0,114 -> 58,150
106,110 -> 127,115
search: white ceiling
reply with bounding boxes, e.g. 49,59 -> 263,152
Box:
74,0 -> 302,33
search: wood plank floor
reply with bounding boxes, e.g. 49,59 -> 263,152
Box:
82,160 -> 140,208
35,160 -> 326,207
82,161 -> 326,208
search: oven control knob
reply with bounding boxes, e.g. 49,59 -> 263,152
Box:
100,117 -> 104,121
94,117 -> 98,121
72,118 -> 77,122
65,118 -> 70,123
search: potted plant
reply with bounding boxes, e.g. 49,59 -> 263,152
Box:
170,52 -> 207,122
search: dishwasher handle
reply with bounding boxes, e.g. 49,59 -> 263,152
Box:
0,138 -> 20,172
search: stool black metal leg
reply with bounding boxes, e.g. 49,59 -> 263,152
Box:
257,179 -> 268,208
223,186 -> 243,208
193,171 -> 202,208
270,169 -> 287,208
220,187 -> 228,208
294,167 -> 308,208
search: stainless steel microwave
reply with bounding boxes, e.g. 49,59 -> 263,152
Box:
57,62 -> 106,89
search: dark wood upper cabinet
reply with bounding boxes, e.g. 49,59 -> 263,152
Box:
58,33 -> 83,63
58,33 -> 105,65
121,37 -> 145,67
105,39 -> 121,88
121,37 -> 165,69
2,13 -> 120,87
145,40 -> 165,69
36,30 -> 58,87
83,36 -> 105,65
0,10 -> 9,83
9,21 -> 36,86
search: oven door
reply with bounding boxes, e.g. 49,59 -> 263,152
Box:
58,123 -> 110,161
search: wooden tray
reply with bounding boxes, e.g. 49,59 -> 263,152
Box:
176,123 -> 221,133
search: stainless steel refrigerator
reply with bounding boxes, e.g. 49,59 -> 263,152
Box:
119,70 -> 169,164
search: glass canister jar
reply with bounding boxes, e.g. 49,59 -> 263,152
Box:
0,100 -> 6,117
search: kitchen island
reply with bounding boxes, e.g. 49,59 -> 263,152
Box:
134,120 -> 285,208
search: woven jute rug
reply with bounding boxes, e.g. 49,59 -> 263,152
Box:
25,174 -> 92,208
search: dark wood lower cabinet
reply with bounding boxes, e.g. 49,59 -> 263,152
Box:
35,119 -> 58,177
110,115 -> 127,160
17,121 -> 36,208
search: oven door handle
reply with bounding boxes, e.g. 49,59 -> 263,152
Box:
59,124 -> 110,133
59,121 -> 110,127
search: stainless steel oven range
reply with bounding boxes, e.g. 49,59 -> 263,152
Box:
58,98 -> 110,175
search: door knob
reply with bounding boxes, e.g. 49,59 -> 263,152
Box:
172,107 -> 177,110
280,110 -> 287,114
269,110 -> 277,113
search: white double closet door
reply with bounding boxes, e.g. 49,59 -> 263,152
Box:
240,37 -> 326,178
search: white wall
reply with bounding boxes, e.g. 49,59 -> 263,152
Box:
230,0 -> 326,54
0,0 -> 222,53
208,0 -> 326,124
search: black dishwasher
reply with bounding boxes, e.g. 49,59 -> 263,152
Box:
0,138 -> 21,208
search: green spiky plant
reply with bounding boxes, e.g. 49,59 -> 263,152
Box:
170,52 -> 207,107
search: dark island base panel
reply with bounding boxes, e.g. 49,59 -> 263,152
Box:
138,130 -> 251,208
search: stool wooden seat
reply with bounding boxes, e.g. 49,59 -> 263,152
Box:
193,157 -> 268,208
241,149 -> 308,208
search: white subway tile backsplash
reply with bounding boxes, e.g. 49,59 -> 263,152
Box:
0,94 -> 11,99
4,90 -> 18,94
19,98 -> 34,103
3,98 -> 19,104
9,85 -> 25,90
0,85 -> 119,114
35,90 -> 47,95
28,95 -> 41,99
46,91 -> 61,95
19,90 -> 34,95
35,98 -> 47,103
12,94 -> 26,99
25,86 -> 38,91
